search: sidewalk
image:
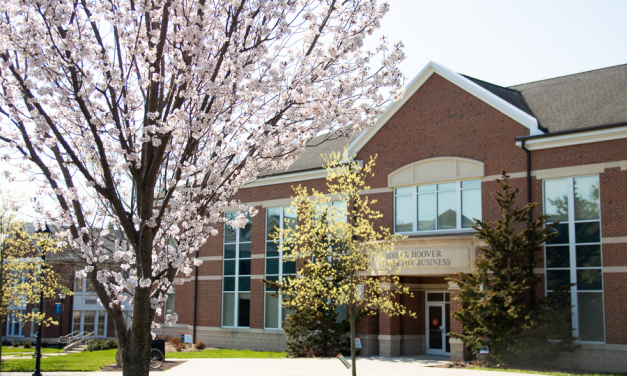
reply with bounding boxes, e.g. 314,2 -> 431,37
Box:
1,355 -> 540,376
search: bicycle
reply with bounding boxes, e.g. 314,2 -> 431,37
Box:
115,347 -> 165,369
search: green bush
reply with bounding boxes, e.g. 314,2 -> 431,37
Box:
12,342 -> 22,347
104,340 -> 118,349
86,339 -> 118,351
41,341 -> 49,348
23,342 -> 32,349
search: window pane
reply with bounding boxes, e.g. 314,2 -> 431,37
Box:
574,176 -> 600,221
461,180 -> 481,189
282,261 -> 296,275
547,223 -> 569,245
417,193 -> 436,231
238,293 -> 250,327
239,260 -> 251,276
266,208 -> 281,240
461,189 -> 481,228
330,202 -> 347,223
238,277 -> 251,292
577,269 -> 603,291
83,311 -> 95,333
576,245 -> 601,267
578,292 -> 604,342
74,279 -> 83,292
239,220 -> 252,242
222,293 -> 235,326
418,185 -> 435,193
427,293 -> 444,302
266,258 -> 279,275
281,296 -> 294,326
438,182 -> 456,191
223,260 -> 236,276
265,275 -> 279,292
237,243 -> 250,259
544,179 -> 569,222
547,270 -> 570,291
266,241 -> 279,257
223,277 -> 235,292
73,311 -> 81,332
395,195 -> 414,232
265,293 -> 279,328
546,246 -> 570,268
437,191 -> 457,230
283,207 -> 297,230
395,187 -> 413,195
224,244 -> 236,259
97,312 -> 105,337
575,222 -> 600,244
224,224 -> 237,244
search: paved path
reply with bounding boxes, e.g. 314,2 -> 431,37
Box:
1,355 -> 539,376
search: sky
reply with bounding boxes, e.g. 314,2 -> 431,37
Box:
366,0 -> 627,87
4,0 -> 627,221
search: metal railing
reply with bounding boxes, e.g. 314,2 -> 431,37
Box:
61,331 -> 93,352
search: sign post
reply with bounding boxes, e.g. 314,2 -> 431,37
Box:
336,353 -> 351,369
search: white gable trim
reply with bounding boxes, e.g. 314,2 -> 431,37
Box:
347,61 -> 543,156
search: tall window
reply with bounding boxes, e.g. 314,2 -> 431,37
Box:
395,179 -> 481,233
222,213 -> 252,327
6,310 -> 24,336
265,207 -> 297,329
165,287 -> 175,315
544,175 -> 604,342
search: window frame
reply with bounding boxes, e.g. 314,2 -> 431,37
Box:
394,179 -> 482,234
221,213 -> 252,329
543,175 -> 605,343
6,310 -> 25,337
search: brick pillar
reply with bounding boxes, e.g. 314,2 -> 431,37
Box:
378,292 -> 401,357
448,280 -> 471,360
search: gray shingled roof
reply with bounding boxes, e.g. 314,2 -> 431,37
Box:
509,64 -> 627,132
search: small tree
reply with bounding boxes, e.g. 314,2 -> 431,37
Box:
270,151 -> 414,376
450,172 -> 574,366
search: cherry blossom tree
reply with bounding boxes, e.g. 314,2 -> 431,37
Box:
0,0 -> 404,374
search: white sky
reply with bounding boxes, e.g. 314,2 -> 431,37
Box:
367,0 -> 627,86
5,0 -> 627,220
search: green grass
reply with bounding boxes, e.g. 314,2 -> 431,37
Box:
468,367 -> 627,376
1,346 -> 62,354
0,348 -> 117,372
167,348 -> 286,358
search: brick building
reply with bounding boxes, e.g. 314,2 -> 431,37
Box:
47,61 -> 627,371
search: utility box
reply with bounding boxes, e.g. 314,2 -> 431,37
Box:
151,339 -> 166,359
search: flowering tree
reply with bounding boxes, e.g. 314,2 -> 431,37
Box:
0,0 -> 404,374
269,151 -> 414,376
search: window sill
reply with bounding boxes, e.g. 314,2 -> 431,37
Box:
397,229 -> 477,237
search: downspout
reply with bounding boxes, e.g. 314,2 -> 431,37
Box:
192,249 -> 199,344
521,139 -> 535,307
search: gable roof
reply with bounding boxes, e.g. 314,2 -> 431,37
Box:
346,61 -> 544,156
509,64 -> 627,132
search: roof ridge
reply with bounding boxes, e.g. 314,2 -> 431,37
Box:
509,63 -> 627,88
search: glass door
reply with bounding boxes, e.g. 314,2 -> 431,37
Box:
426,292 -> 450,355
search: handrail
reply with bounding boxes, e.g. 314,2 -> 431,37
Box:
61,331 -> 94,351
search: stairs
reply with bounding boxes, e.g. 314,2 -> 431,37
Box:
61,331 -> 94,353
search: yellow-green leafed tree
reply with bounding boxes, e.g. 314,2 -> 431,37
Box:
273,150 -> 415,376
1,184 -> 69,359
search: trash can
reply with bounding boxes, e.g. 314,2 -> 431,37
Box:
151,339 -> 166,359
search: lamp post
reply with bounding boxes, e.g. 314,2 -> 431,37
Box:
33,224 -> 52,376
58,291 -> 66,350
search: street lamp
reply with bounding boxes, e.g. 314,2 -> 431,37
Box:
58,291 -> 66,350
33,223 -> 52,376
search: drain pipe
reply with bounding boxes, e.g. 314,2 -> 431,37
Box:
521,139 -> 535,307
192,249 -> 199,344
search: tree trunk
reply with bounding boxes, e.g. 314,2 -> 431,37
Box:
350,303 -> 356,376
120,284 -> 153,376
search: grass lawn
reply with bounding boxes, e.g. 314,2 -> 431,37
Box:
1,346 -> 62,354
0,349 -> 117,372
468,367 -> 627,376
167,348 -> 286,359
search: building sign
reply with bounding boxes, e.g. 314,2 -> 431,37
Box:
354,337 -> 362,349
181,333 -> 192,343
55,303 -> 62,314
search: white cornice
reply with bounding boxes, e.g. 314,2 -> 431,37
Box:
347,61 -> 542,156
516,125 -> 627,150
243,168 -> 328,188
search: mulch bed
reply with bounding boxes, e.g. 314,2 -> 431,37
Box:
101,360 -> 186,372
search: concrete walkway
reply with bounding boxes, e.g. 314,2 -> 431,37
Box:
1,355 -> 540,376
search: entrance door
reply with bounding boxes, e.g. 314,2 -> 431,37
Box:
426,292 -> 450,355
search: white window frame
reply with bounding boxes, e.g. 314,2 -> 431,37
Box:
71,310 -> 108,337
6,310 -> 25,337
543,175 -> 605,343
264,207 -> 293,330
221,213 -> 251,328
394,179 -> 481,234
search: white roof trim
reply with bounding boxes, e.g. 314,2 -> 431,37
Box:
347,61 -> 542,156
516,125 -> 627,151
243,168 -> 328,188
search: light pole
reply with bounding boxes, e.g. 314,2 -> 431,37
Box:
58,291 -> 66,350
33,224 -> 52,376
